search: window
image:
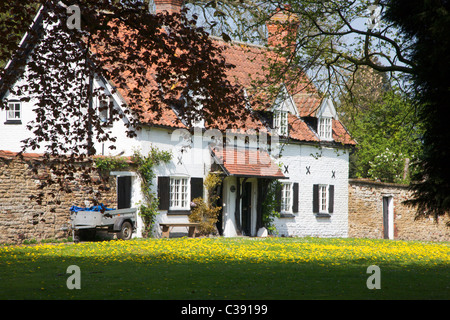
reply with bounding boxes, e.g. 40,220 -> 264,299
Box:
281,182 -> 292,212
98,96 -> 112,124
313,184 -> 334,215
318,117 -> 332,140
319,185 -> 328,212
277,182 -> 298,216
6,101 -> 21,123
158,176 -> 203,213
169,177 -> 189,210
273,110 -> 288,136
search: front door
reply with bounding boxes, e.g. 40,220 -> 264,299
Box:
241,182 -> 252,236
117,176 -> 132,209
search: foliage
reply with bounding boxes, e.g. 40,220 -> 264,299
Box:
341,86 -> 424,184
383,0 -> 450,223
138,200 -> 160,238
94,156 -> 129,172
261,179 -> 281,235
131,147 -> 172,237
189,197 -> 221,236
189,172 -> 222,236
203,171 -> 222,207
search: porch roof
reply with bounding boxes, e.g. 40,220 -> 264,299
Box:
211,147 -> 286,179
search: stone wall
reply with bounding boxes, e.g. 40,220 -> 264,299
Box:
0,151 -> 117,244
349,178 -> 449,242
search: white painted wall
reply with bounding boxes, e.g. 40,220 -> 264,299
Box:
135,127 -> 213,237
274,143 -> 349,237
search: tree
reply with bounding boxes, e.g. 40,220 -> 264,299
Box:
187,0 -> 415,93
341,86 -> 423,184
338,64 -> 423,184
0,0 -> 247,204
384,0 -> 450,224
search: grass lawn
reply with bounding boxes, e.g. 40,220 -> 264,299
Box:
0,237 -> 448,300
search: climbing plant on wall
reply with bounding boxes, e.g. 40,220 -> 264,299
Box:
95,146 -> 172,238
131,147 -> 172,238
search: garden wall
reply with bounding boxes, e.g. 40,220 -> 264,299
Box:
348,178 -> 449,242
0,151 -> 117,244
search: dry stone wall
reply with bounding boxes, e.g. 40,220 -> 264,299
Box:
349,179 -> 449,242
0,151 -> 117,244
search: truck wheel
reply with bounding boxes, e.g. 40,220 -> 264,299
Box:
118,221 -> 133,240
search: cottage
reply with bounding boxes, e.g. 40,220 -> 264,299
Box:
0,1 -> 355,239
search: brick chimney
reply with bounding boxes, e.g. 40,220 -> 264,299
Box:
153,0 -> 184,14
266,7 -> 299,49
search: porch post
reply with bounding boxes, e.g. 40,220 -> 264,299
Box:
235,178 -> 242,235
256,179 -> 264,230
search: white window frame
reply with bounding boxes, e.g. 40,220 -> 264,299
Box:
169,176 -> 190,210
281,182 -> 292,213
319,184 -> 328,213
318,117 -> 332,140
6,101 -> 21,121
274,110 -> 288,136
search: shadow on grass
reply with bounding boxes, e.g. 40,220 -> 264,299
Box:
1,250 -> 448,300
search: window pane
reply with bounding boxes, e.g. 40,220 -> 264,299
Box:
281,183 -> 292,212
320,185 -> 327,211
7,103 -> 21,119
170,177 -> 189,209
319,118 -> 331,139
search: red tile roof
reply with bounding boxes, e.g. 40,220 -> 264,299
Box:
293,93 -> 322,117
94,21 -> 355,146
0,150 -> 43,160
288,114 -> 319,142
211,146 -> 286,179
332,120 -> 356,146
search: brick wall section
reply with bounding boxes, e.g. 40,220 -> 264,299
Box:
0,153 -> 117,244
349,179 -> 449,242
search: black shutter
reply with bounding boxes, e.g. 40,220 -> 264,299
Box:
275,182 -> 282,212
117,176 -> 131,209
267,112 -> 274,129
292,182 -> 299,213
312,184 -> 319,213
328,185 -> 334,213
191,177 -> 203,201
158,176 -> 170,210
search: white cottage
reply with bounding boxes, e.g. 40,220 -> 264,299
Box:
0,1 -> 355,238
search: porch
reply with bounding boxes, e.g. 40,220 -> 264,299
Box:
211,146 -> 287,237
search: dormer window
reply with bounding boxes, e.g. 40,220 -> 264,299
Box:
318,117 -> 332,140
273,110 -> 288,136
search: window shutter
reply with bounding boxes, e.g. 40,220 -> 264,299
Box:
328,185 -> 334,213
292,182 -> 299,213
117,176 -> 132,209
275,183 -> 282,213
312,184 -> 319,213
190,177 -> 203,201
158,176 -> 170,210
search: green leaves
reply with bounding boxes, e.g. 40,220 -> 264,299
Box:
343,88 -> 423,184
132,147 -> 172,237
